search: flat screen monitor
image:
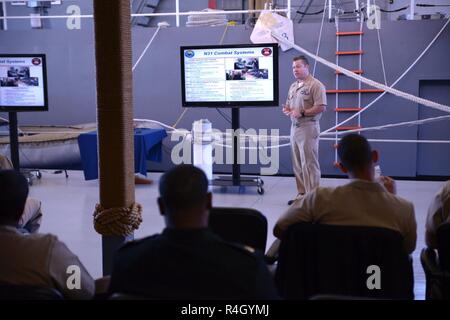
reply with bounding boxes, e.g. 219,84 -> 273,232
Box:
0,54 -> 48,112
180,44 -> 278,107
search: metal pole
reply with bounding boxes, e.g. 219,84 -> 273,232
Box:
231,107 -> 240,186
8,112 -> 20,171
287,0 -> 291,20
0,9 -> 290,20
355,0 -> 360,21
175,0 -> 180,27
1,0 -> 7,30
409,0 -> 415,20
328,0 -> 332,21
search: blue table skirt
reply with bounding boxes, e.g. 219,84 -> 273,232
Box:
78,128 -> 167,180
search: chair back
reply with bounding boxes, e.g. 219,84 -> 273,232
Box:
437,223 -> 450,271
109,293 -> 155,300
0,283 -> 63,300
209,207 -> 267,253
275,222 -> 414,300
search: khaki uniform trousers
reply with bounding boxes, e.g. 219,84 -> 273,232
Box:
290,123 -> 321,195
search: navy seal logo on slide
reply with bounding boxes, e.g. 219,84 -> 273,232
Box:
261,48 -> 272,56
32,58 -> 41,65
184,50 -> 195,58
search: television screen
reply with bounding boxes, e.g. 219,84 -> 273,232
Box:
0,54 -> 48,112
180,44 -> 278,107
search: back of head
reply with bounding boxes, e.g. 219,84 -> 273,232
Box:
0,170 -> 29,226
337,134 -> 372,173
159,165 -> 209,217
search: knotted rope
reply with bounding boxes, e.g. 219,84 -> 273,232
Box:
93,203 -> 142,236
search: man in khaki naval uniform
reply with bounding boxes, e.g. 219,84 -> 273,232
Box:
273,134 -> 417,255
425,180 -> 450,249
283,56 -> 327,205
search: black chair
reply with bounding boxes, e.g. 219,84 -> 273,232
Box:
109,293 -> 155,300
309,294 -> 379,300
437,223 -> 450,271
421,248 -> 450,300
0,283 -> 63,300
421,223 -> 450,300
275,222 -> 414,300
208,207 -> 267,253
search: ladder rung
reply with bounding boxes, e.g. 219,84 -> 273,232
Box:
336,31 -> 364,36
336,126 -> 362,131
336,50 -> 363,56
327,89 -> 384,93
335,69 -> 363,75
335,107 -> 363,112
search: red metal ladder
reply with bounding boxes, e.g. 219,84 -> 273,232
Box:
327,16 -> 383,167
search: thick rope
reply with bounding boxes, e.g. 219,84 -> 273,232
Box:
133,25 -> 162,72
271,27 -> 450,114
93,1 -> 138,237
172,109 -> 189,128
93,203 -> 143,236
320,115 -> 450,136
312,0 -> 328,77
374,0 -> 388,86
139,114 -> 450,148
321,15 -> 450,134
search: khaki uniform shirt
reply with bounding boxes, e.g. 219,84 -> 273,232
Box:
425,181 -> 450,249
275,179 -> 417,254
286,74 -> 327,127
0,226 -> 95,299
0,154 -> 13,169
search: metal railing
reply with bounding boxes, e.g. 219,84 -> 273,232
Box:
0,0 -> 292,27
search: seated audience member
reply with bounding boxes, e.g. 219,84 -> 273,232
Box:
0,170 -> 95,299
0,155 -> 43,233
273,133 -> 417,255
0,154 -> 12,169
425,180 -> 450,249
109,164 -> 279,299
18,197 -> 43,234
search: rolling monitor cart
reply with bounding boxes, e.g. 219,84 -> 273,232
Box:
180,44 -> 279,194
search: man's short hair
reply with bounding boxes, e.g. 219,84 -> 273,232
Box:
293,55 -> 309,66
337,134 -> 372,172
0,170 -> 29,225
159,165 -> 209,214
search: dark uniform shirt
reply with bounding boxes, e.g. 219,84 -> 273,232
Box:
109,228 -> 279,300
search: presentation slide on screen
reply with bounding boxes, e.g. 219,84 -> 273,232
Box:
183,46 -> 275,102
0,56 -> 45,107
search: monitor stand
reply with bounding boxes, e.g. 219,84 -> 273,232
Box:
8,112 -> 42,185
8,112 -> 20,171
211,107 -> 264,195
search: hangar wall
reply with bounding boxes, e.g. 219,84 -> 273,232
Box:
1,17 -> 449,177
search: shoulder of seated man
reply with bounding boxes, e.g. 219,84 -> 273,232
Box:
219,240 -> 262,260
24,231 -> 58,243
117,234 -> 161,251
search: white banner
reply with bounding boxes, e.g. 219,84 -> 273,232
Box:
250,11 -> 294,52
